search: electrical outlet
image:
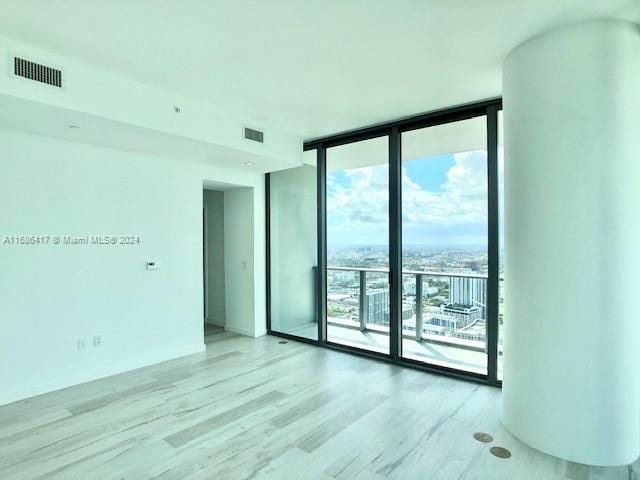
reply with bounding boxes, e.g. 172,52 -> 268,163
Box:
77,337 -> 87,350
93,336 -> 102,347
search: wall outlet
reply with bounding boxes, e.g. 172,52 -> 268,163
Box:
77,337 -> 87,350
93,336 -> 102,347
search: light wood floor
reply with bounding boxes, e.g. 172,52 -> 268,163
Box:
1,327 -> 637,480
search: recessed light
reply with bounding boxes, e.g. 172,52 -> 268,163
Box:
244,162 -> 255,167
68,125 -> 80,129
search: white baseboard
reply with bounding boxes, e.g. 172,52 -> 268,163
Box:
0,343 -> 206,407
225,323 -> 258,337
205,317 -> 226,327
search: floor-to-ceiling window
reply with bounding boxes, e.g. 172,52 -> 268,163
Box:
267,99 -> 503,385
400,116 -> 488,375
325,136 -> 390,354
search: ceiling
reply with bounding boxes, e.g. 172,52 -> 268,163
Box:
0,93 -> 274,171
326,116 -> 486,171
0,0 -> 637,140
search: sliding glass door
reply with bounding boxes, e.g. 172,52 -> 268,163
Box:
325,136 -> 390,354
400,116 -> 488,374
267,99 -> 502,384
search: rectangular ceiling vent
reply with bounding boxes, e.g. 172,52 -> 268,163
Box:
244,127 -> 264,143
13,57 -> 62,88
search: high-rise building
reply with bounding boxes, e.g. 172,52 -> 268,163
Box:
449,276 -> 487,318
429,303 -> 481,331
366,289 -> 389,326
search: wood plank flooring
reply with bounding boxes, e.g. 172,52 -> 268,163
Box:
1,327 -> 638,480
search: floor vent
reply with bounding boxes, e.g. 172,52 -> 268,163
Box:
244,127 -> 264,143
473,432 -> 494,443
489,446 -> 512,459
14,57 -> 62,88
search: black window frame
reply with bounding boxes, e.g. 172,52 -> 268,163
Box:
266,97 -> 503,387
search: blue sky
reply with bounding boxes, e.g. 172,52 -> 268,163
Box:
403,154 -> 454,192
327,151 -> 490,248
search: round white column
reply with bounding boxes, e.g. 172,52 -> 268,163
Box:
501,19 -> 640,466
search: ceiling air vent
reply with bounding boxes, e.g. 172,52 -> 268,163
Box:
14,57 -> 62,88
244,127 -> 264,143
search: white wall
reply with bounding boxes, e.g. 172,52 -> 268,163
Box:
223,188 -> 265,337
0,127 -> 266,405
0,35 -> 302,172
501,19 -> 640,466
204,190 -> 225,326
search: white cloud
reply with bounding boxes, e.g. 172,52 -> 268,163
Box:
327,166 -> 389,224
327,150 -> 488,229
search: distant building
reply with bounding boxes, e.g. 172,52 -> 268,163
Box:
404,281 -> 416,296
366,289 -> 389,326
365,290 -> 412,327
429,303 -> 480,331
404,279 -> 440,297
449,276 -> 487,318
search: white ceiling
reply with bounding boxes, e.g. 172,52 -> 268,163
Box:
0,0 -> 637,140
0,94 -> 274,171
326,116 -> 486,171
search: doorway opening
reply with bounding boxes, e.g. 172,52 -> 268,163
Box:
203,189 -> 226,343
202,182 -> 258,344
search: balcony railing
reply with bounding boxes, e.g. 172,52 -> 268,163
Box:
327,266 -> 493,354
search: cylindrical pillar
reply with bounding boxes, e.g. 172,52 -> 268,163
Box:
502,19 -> 640,466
